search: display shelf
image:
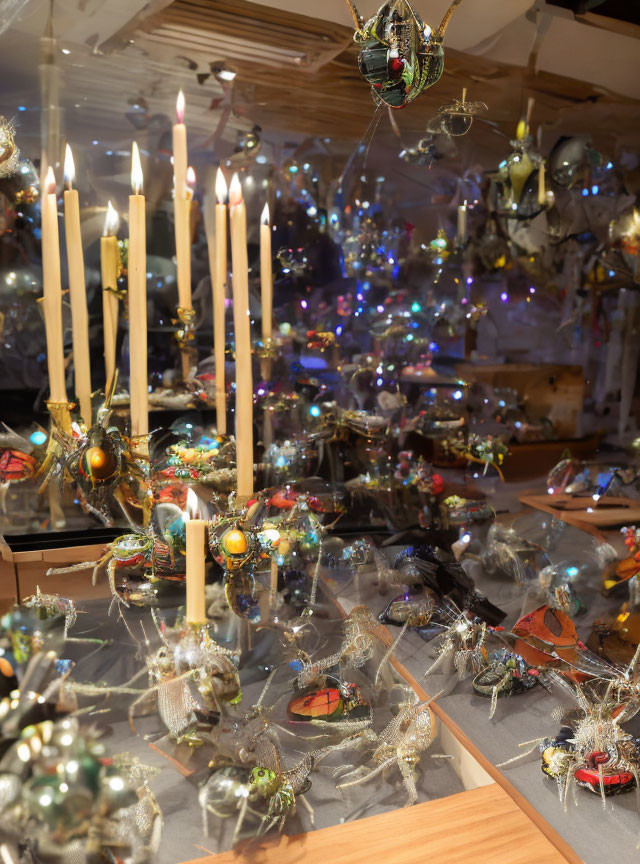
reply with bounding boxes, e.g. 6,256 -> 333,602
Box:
324,581 -> 583,864
0,547 -> 579,864
0,539 -> 587,864
519,492 -> 640,531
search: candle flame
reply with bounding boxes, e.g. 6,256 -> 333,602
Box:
63,143 -> 75,188
187,165 -> 196,188
45,166 -> 56,195
229,173 -> 243,207
103,200 -> 120,237
215,167 -> 228,205
176,90 -> 185,125
260,203 -> 270,226
183,487 -> 199,521
131,142 -> 143,195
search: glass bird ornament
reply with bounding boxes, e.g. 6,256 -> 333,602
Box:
346,0 -> 464,108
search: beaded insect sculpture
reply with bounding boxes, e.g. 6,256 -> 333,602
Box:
129,610 -> 241,746
36,374 -> 151,528
336,694 -> 437,806
0,717 -> 162,863
201,674 -> 336,843
501,675 -> 640,809
472,649 -> 539,719
46,502 -> 192,607
345,0 -> 464,109
422,603 -> 488,682
294,605 -> 404,691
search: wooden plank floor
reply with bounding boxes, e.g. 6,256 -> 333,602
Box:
183,783 -> 572,864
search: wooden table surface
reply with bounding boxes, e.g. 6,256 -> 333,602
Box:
182,783 -> 571,864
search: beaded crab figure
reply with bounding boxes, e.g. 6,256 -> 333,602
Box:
336,694 -> 437,807
346,0 -> 464,109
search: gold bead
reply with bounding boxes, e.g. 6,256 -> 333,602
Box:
224,528 -> 248,555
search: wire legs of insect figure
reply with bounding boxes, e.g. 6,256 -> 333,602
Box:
336,696 -> 438,808
423,610 -> 487,691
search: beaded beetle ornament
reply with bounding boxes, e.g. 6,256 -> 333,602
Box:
345,0 -> 464,108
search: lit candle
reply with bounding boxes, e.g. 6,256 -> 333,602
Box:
260,203 -> 273,382
538,159 -> 546,207
176,165 -> 197,382
100,201 -> 120,394
184,490 -> 206,624
229,173 -> 253,498
63,144 -> 92,425
214,168 -> 228,434
457,199 -> 468,246
186,165 -> 196,237
128,142 -> 148,442
41,166 -> 68,406
516,96 -> 535,142
172,91 -> 191,313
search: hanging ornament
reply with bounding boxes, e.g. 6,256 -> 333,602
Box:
0,116 -> 18,178
399,134 -> 438,166
489,98 -> 554,221
548,135 -> 603,189
346,0 -> 464,109
429,89 -> 488,137
609,207 -> 640,278
478,220 -> 511,271
234,125 -> 262,157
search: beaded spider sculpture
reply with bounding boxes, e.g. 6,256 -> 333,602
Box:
37,375 -> 151,528
502,676 -> 640,808
201,675 -> 333,844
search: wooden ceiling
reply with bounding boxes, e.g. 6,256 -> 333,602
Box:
104,0 -> 640,161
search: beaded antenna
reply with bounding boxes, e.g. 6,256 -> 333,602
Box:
345,0 -> 464,108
